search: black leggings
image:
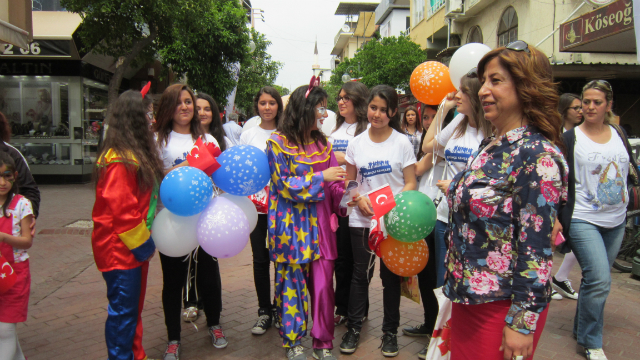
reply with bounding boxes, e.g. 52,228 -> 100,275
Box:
417,233 -> 438,332
347,227 -> 401,334
160,247 -> 222,341
249,214 -> 274,310
183,253 -> 222,311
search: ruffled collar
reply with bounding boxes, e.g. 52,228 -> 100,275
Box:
268,131 -> 332,164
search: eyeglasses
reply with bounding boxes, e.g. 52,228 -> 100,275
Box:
466,67 -> 478,79
336,96 -> 351,103
506,40 -> 530,54
316,107 -> 327,115
569,106 -> 582,112
146,112 -> 154,120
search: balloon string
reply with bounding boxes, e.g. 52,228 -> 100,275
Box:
184,248 -> 199,332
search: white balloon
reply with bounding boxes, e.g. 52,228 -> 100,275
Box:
242,116 -> 261,133
321,110 -> 337,137
151,208 -> 200,257
219,193 -> 259,232
448,43 -> 492,90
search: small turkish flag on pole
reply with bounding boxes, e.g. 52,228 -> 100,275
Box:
367,184 -> 396,217
369,214 -> 386,257
186,138 -> 221,176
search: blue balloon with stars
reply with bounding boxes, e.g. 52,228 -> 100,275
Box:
212,145 -> 270,196
160,167 -> 213,217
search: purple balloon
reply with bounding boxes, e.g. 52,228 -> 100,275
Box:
197,196 -> 250,258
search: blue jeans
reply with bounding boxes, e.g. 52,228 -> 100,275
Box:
434,220 -> 448,288
568,219 -> 625,349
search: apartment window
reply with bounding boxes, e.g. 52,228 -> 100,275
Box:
497,7 -> 518,47
32,0 -> 65,11
467,26 -> 483,44
406,16 -> 411,33
413,0 -> 425,25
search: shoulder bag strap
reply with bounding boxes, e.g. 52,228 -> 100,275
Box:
611,124 -> 639,186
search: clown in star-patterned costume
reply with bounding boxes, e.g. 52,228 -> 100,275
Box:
267,132 -> 346,349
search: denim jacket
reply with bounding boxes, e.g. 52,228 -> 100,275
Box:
443,125 -> 569,334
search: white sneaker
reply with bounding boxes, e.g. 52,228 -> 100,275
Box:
551,290 -> 563,300
585,348 -> 608,360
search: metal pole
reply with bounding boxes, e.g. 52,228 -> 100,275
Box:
535,2 -> 586,47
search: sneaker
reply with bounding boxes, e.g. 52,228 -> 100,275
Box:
417,341 -> 429,359
552,276 -> 579,300
313,348 -> 337,360
379,332 -> 399,357
182,306 -> 199,322
334,314 -> 347,326
402,323 -> 430,337
585,348 -> 608,360
286,345 -> 306,360
339,328 -> 360,354
251,309 -> 272,335
163,341 -> 180,360
551,290 -> 563,300
272,308 -> 281,329
209,325 -> 228,349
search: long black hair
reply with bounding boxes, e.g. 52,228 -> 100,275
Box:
334,81 -> 369,137
196,93 -> 227,152
0,151 -> 17,217
278,85 -> 328,149
253,86 -> 284,126
368,85 -> 402,133
95,90 -> 165,191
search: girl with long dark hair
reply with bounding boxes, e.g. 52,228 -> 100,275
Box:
196,93 -> 229,151
327,81 -> 370,326
239,86 -> 284,335
340,85 -> 417,357
267,82 -> 347,360
0,152 -> 34,360
402,105 -> 422,156
91,90 -> 164,360
154,84 -> 226,359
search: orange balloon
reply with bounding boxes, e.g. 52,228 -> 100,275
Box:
380,236 -> 429,277
410,61 -> 457,105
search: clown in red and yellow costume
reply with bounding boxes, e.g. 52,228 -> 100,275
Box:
92,149 -> 157,360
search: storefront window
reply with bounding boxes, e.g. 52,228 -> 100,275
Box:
0,76 -> 70,138
82,80 -> 108,163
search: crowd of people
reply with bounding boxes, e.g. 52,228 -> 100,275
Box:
0,40 -> 634,360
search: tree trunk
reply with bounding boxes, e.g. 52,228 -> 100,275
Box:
105,25 -> 158,122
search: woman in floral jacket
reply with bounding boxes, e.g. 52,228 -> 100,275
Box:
443,41 -> 568,360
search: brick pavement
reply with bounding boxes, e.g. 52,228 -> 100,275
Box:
16,184 -> 640,359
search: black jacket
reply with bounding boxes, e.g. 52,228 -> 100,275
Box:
0,141 -> 41,218
559,125 -> 637,252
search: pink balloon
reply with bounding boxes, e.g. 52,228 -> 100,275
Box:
197,196 -> 250,258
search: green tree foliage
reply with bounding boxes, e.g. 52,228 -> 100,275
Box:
273,85 -> 290,96
61,0 -> 250,116
329,35 -> 425,92
235,29 -> 283,115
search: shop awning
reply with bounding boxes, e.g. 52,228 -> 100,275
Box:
559,0 -> 635,53
0,19 -> 30,49
0,12 -> 82,58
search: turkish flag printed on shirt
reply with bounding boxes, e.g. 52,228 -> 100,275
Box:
367,184 -> 395,256
0,253 -> 17,294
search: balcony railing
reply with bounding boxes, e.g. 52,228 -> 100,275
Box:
427,0 -> 445,18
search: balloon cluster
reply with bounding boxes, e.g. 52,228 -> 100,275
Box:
378,191 -> 437,277
152,144 -> 270,259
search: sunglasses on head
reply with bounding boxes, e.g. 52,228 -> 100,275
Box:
466,67 -> 478,79
506,40 -> 530,54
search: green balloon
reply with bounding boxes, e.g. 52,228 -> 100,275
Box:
384,191 -> 437,243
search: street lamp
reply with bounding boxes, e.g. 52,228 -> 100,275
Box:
342,63 -> 361,83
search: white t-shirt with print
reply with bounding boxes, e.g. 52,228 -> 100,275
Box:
346,129 -> 417,228
239,126 -> 276,153
328,121 -> 359,153
6,196 -> 33,263
159,131 -> 218,170
573,126 -> 629,228
434,114 -> 485,222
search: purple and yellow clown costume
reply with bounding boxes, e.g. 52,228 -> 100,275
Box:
266,132 -> 346,349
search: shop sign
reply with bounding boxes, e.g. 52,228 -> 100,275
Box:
81,62 -> 113,85
560,0 -> 634,52
1,40 -> 72,57
0,60 -> 81,76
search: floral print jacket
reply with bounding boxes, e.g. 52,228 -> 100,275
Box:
443,125 -> 568,335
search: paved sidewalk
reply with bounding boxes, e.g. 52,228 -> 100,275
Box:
17,184 -> 640,359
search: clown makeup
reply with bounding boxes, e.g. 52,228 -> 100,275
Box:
0,165 -> 16,197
